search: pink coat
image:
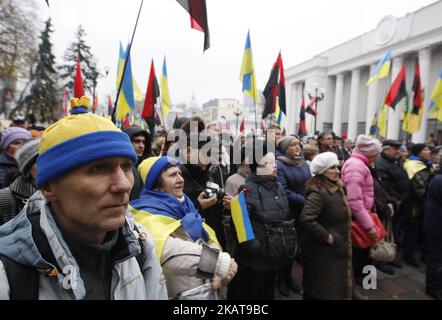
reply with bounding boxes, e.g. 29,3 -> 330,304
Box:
341,152 -> 374,230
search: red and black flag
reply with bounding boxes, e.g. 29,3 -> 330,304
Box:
385,65 -> 406,110
412,59 -> 423,115
262,52 -> 286,119
155,111 -> 162,126
306,97 -> 318,116
298,96 -> 307,136
142,60 -> 160,120
176,0 -> 210,51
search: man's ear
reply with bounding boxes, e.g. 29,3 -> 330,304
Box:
41,183 -> 57,202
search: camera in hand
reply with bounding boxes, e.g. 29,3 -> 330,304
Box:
204,181 -> 225,201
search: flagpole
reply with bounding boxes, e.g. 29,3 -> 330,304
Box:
111,0 -> 144,124
252,80 -> 258,131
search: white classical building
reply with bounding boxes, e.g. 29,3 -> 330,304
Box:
285,0 -> 442,143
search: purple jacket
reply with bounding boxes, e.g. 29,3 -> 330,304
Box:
341,152 -> 374,230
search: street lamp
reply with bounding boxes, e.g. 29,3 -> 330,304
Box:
234,109 -> 242,135
307,84 -> 325,135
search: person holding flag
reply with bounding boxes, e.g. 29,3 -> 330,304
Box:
227,138 -> 296,300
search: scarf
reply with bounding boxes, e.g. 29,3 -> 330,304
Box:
130,189 -> 208,242
408,155 -> 433,169
277,154 -> 304,167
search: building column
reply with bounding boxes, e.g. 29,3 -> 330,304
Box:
347,69 -> 361,140
332,73 -> 344,136
412,48 -> 432,143
387,56 -> 404,139
286,83 -> 297,135
365,64 -> 378,135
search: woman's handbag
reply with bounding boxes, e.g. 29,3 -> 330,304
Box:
351,212 -> 387,249
264,219 -> 298,259
369,217 -> 397,262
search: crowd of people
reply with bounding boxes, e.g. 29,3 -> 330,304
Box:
0,99 -> 441,300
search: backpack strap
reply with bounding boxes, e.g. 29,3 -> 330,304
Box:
0,254 -> 38,300
0,211 -> 60,300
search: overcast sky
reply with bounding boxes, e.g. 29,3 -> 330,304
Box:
36,0 -> 437,107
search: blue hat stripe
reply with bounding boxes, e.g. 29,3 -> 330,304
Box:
145,156 -> 179,190
36,131 -> 137,189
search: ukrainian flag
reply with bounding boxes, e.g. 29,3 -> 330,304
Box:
275,102 -> 282,126
161,56 -> 171,118
117,42 -> 144,103
378,104 -> 388,138
231,191 -> 254,243
240,31 -> 260,102
116,44 -> 135,121
429,71 -> 442,122
367,49 -> 393,86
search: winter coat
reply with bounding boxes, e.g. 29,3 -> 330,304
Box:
300,179 -> 352,300
276,156 -> 311,216
0,152 -> 18,188
233,174 -> 292,272
180,164 -> 227,249
404,159 -> 432,221
375,153 -> 411,203
341,152 -> 375,230
130,206 -> 230,299
371,168 -> 399,221
0,175 -> 36,226
0,191 -> 167,300
424,171 -> 442,239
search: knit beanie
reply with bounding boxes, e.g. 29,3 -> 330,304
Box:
354,134 -> 382,157
1,127 -> 31,150
278,136 -> 298,153
36,113 -> 137,189
410,143 -> 427,156
15,138 -> 40,174
310,152 -> 339,176
138,156 -> 180,189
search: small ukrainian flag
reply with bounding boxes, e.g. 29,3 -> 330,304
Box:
231,191 -> 254,243
367,49 -> 392,86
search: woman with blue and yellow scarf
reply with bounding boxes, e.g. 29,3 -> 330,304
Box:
129,156 -> 237,299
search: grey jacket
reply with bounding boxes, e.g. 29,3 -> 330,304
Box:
0,191 -> 167,300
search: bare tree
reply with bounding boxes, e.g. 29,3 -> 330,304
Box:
0,0 -> 38,116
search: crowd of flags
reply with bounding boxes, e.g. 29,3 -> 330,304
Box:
60,0 -> 442,137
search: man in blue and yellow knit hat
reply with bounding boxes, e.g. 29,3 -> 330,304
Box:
0,112 -> 167,300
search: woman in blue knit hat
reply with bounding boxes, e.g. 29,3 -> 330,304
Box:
130,156 -> 237,299
0,127 -> 31,188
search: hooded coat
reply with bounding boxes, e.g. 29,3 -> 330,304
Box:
0,191 -> 167,300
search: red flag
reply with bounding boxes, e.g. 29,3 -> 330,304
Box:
74,56 -> 84,98
240,118 -> 245,132
299,96 -> 307,136
385,65 -> 406,110
176,0 -> 210,51
412,60 -> 422,115
107,96 -> 113,116
63,89 -> 69,117
123,114 -> 130,128
142,60 -> 160,120
306,97 -> 318,116
93,95 -> 98,113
